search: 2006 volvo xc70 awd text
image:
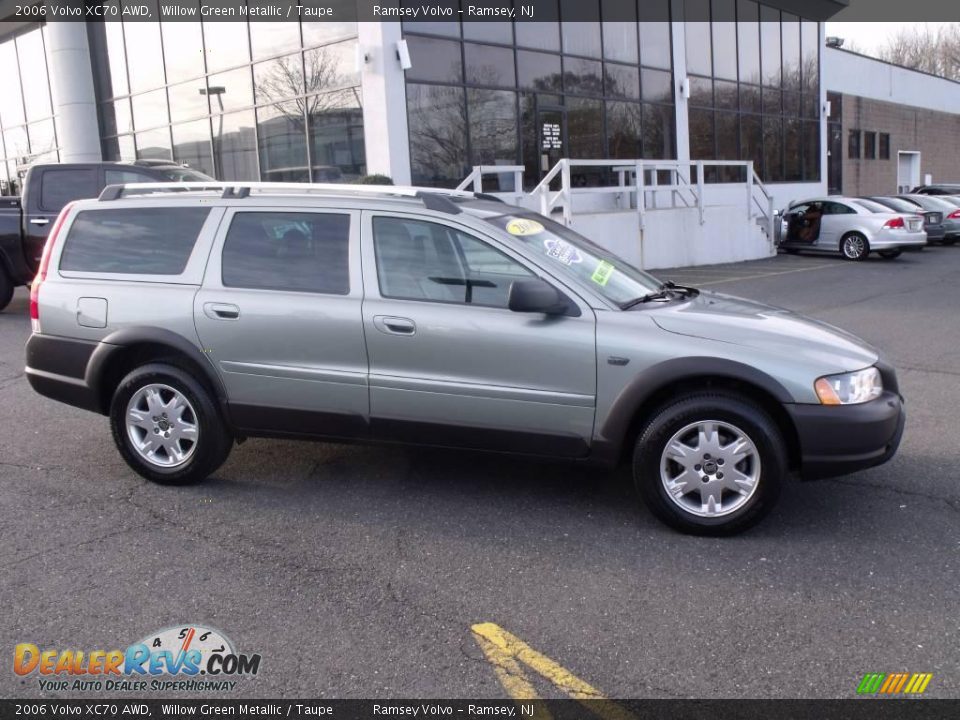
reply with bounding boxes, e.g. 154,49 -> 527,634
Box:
24,183 -> 905,535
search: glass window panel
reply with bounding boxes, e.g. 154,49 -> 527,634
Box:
168,81 -> 210,124
711,0 -> 737,80
716,111 -> 739,161
801,92 -> 818,119
102,5 -> 129,97
803,120 -> 820,180
17,30 -> 52,121
162,17 -> 204,84
782,14 -> 800,92
641,68 -> 673,104
203,21 -> 250,73
223,211 -> 350,295
132,89 -> 169,132
250,21 -> 301,62
463,12 -> 514,44
257,101 -> 309,182
563,57 -> 603,96
848,129 -> 860,159
864,130 -> 876,159
740,83 -> 761,113
783,90 -> 800,117
603,3 -> 638,64
61,207 -> 209,275
639,0 -> 672,69
254,54 -> 305,105
760,5 -> 781,87
305,41 -> 359,95
689,108 -> 714,160
301,0 -> 358,47
684,0 -> 711,76
28,119 -> 57,158
517,51 -> 562,92
464,44 -> 517,88
879,132 -> 890,160
689,77 -> 713,108
566,97 -> 603,158
740,113 -> 762,174
401,0 -> 460,37
308,88 -> 365,182
784,117 -> 801,180
715,79 -> 738,110
605,63 -> 640,100
124,8 -> 166,92
172,119 -> 214,177
467,89 -> 519,190
514,0 -> 560,50
135,127 -> 173,161
737,0 -> 760,84
0,41 -> 26,127
206,68 -> 254,113
3,127 -> 29,164
102,99 -> 133,136
762,87 -> 781,115
117,135 -> 136,162
802,20 -> 819,96
561,0 -> 601,57
213,109 -> 259,180
763,114 -> 783,180
406,83 -> 467,187
606,101 -> 642,159
405,36 -> 463,84
39,168 -> 96,212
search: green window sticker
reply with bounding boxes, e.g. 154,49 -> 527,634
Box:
591,260 -> 615,286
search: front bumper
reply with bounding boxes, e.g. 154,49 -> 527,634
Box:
785,391 -> 905,480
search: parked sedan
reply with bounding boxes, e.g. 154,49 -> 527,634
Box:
896,195 -> 960,245
778,197 -> 927,260
866,196 -> 947,245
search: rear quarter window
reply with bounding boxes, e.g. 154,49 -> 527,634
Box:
59,207 -> 210,274
39,168 -> 97,212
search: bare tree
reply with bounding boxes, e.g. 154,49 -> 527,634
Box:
869,24 -> 960,81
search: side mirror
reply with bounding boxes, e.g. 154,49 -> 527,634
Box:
507,279 -> 578,317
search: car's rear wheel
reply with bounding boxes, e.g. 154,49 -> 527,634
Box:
878,249 -> 902,259
109,363 -> 232,485
633,393 -> 786,535
841,233 -> 869,261
944,237 -> 958,246
0,269 -> 13,312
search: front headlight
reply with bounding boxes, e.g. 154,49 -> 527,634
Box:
814,367 -> 883,405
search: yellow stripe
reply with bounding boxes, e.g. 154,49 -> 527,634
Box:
903,674 -> 919,694
471,623 -> 637,720
916,674 -> 933,694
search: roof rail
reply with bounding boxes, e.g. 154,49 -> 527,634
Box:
96,181 -> 480,215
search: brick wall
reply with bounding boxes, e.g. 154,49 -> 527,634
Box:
840,94 -> 960,196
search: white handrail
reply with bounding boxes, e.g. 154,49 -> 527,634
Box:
455,165 -> 525,204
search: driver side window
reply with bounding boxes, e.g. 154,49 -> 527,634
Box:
373,217 -> 533,308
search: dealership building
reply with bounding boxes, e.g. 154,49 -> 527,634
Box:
1,1 -> 958,266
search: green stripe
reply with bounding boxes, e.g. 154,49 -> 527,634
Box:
856,674 -> 875,694
868,673 -> 886,693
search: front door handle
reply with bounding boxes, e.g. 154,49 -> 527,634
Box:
204,302 -> 241,320
29,218 -> 50,226
373,315 -> 416,336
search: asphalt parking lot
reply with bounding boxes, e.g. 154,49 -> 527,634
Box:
2,247 -> 958,700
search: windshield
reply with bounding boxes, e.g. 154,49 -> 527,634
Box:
485,213 -> 662,305
158,167 -> 215,182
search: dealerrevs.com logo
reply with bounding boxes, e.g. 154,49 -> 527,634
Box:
14,625 -> 261,692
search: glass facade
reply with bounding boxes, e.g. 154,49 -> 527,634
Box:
686,0 -> 820,182
403,0 -> 678,189
0,25 -> 59,195
88,9 -> 365,182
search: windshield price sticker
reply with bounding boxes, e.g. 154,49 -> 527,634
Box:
505,218 -> 545,237
543,238 -> 583,266
591,261 -> 615,286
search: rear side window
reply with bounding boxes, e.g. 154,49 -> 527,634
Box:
221,212 -> 350,294
59,207 -> 210,274
39,168 -> 97,212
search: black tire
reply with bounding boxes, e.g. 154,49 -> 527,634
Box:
878,249 -> 902,259
944,238 -> 958,246
109,363 -> 232,485
632,393 -> 787,536
840,232 -> 869,261
0,268 -> 13,312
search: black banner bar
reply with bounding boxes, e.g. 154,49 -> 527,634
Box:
1,700 -> 959,720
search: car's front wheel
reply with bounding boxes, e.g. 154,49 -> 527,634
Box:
841,233 -> 869,261
633,393 -> 786,535
109,363 -> 232,485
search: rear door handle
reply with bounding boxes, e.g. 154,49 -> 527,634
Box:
29,218 -> 49,226
373,315 -> 416,336
204,302 -> 241,320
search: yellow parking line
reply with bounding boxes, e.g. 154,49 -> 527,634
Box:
471,623 -> 637,720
